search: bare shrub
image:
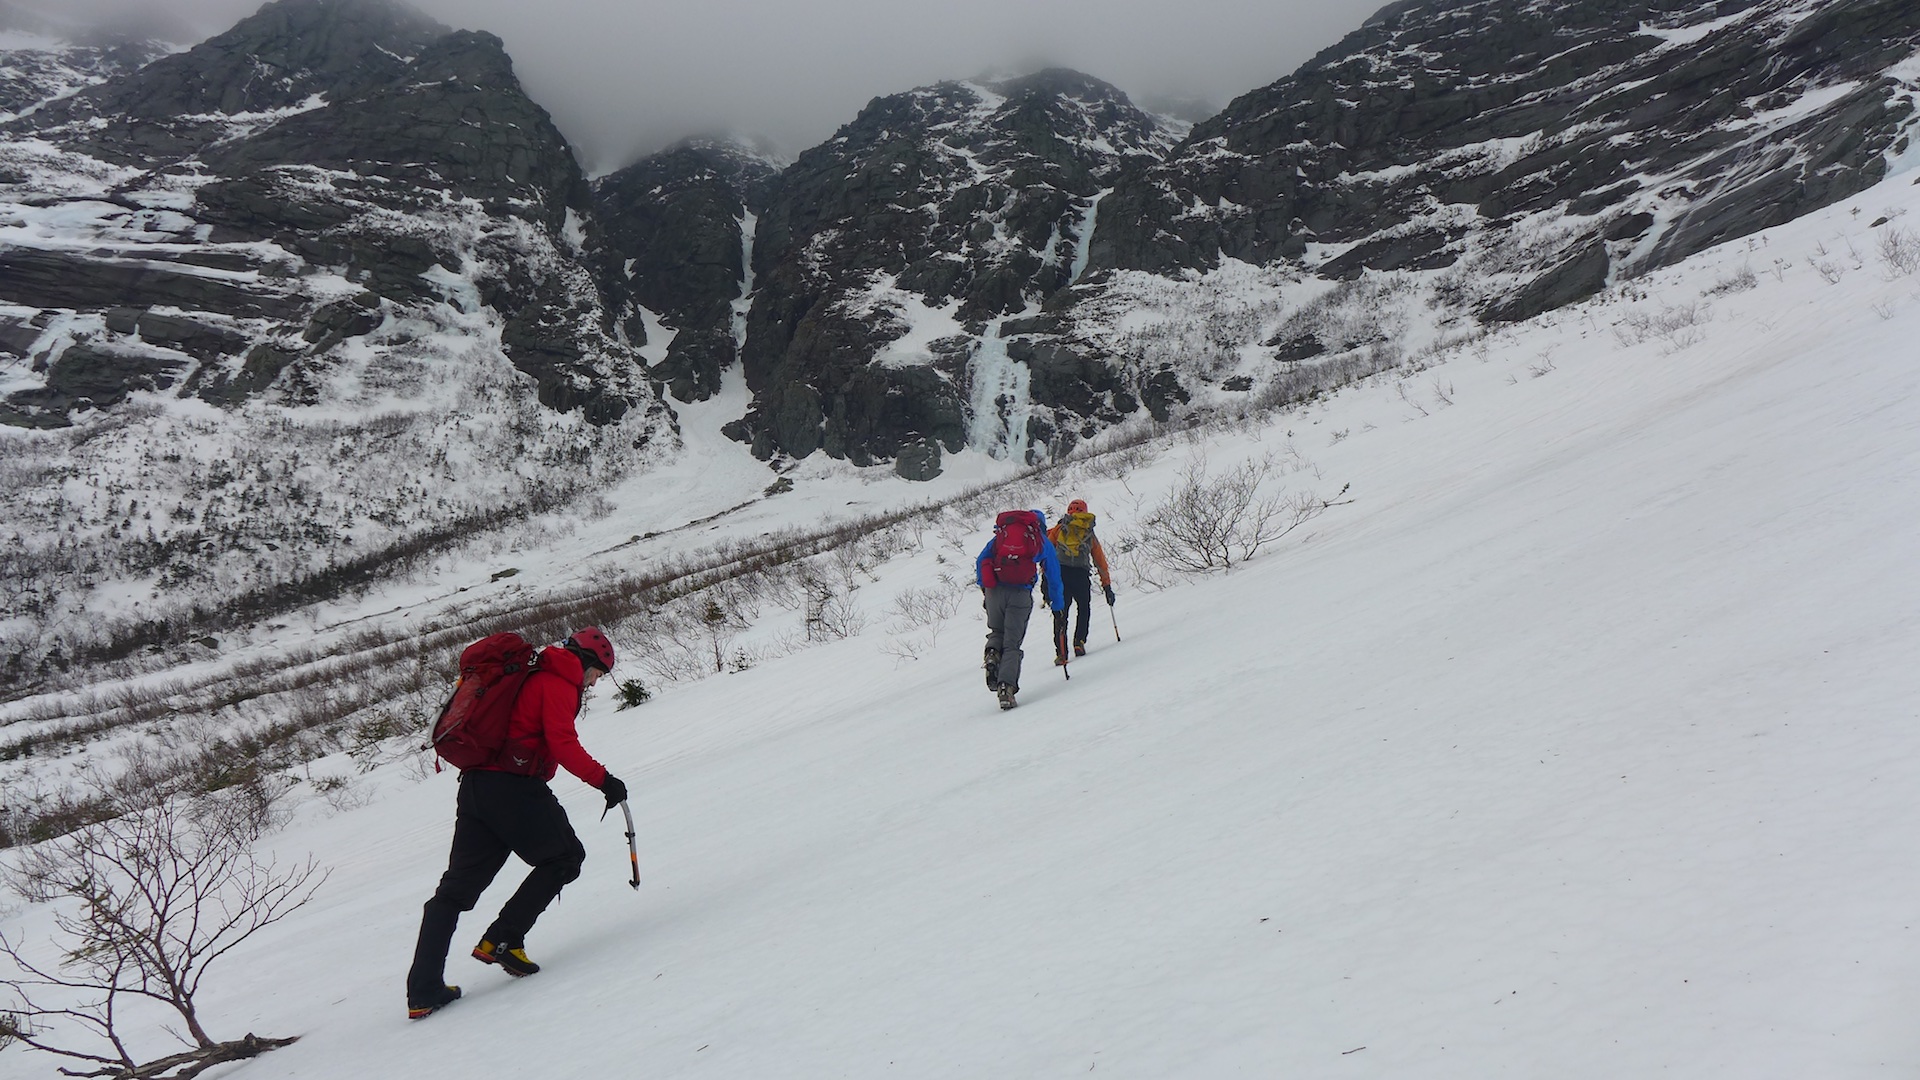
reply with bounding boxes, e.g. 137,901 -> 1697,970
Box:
887,586 -> 960,636
805,581 -> 867,641
1396,381 -> 1429,417
1703,264 -> 1758,296
313,775 -> 373,813
0,791 -> 324,1079
695,599 -> 750,673
1133,456 -> 1349,574
1878,226 -> 1920,277
877,585 -> 961,664
1077,440 -> 1158,484
1613,302 -> 1712,352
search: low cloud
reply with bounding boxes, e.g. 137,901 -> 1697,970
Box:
33,0 -> 1364,172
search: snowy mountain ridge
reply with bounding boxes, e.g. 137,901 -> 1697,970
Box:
729,68 -> 1178,473
1003,0 -> 1920,457
0,0 -> 1916,713
3,112 -> 1919,1080
0,0 -> 673,689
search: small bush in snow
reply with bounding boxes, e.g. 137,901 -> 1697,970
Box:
877,584 -> 963,664
1613,302 -> 1711,353
1812,260 -> 1845,283
803,579 -> 867,642
1877,226 -> 1920,277
887,586 -> 960,635
615,678 -> 653,709
1133,456 -> 1347,574
1703,264 -> 1758,296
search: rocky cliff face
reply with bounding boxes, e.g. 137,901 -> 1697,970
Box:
1086,0 -> 1920,307
733,70 -> 1177,474
0,0 -> 666,685
960,0 -> 1920,447
592,139 -> 782,404
3,0 -> 651,428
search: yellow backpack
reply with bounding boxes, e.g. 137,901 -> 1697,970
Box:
1053,511 -> 1095,558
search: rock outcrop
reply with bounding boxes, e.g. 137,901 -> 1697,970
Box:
592,139 -> 781,403
1,0 -> 653,427
1084,0 -> 1920,311
733,69 -> 1176,467
927,0 -> 1920,452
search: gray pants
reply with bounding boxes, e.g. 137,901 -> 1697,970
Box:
984,586 -> 1034,690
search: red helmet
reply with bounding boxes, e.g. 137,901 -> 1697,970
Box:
567,626 -> 615,673
1067,499 -> 1088,514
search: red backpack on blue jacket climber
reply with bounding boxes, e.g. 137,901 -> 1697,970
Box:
976,510 -> 1066,710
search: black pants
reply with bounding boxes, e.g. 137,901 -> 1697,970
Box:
406,770 -> 585,998
1060,565 -> 1093,646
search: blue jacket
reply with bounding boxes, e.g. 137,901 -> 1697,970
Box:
976,509 -> 1065,611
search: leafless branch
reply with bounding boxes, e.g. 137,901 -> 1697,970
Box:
1,792 -> 323,1078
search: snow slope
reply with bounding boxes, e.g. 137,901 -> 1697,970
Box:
5,176 -> 1920,1078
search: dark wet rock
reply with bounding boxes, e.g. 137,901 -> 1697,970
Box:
592,139 -> 781,403
1268,333 -> 1328,364
1604,212 -> 1656,241
0,248 -> 303,319
183,341 -> 303,406
1483,239 -> 1610,323
0,312 -> 44,356
301,294 -> 382,350
1319,228 -> 1462,279
1006,335 -> 1120,418
4,342 -> 187,420
1138,367 -> 1191,423
893,437 -> 943,481
138,312 -> 252,359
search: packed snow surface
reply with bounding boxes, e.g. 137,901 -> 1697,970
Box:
6,172 -> 1920,1080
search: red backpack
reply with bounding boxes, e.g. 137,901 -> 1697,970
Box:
429,632 -> 540,772
991,510 -> 1044,586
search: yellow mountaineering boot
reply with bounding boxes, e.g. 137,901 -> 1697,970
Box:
472,939 -> 540,977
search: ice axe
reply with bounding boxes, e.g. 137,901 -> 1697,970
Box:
602,799 -> 641,889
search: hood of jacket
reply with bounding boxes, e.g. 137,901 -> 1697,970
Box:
537,643 -> 587,689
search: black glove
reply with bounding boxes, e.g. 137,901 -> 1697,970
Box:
599,773 -> 628,810
1103,585 -> 1116,605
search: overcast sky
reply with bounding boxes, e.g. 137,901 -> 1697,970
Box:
54,0 -> 1366,174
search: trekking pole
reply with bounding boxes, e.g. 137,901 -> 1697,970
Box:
618,800 -> 640,889
1108,601 -> 1122,643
